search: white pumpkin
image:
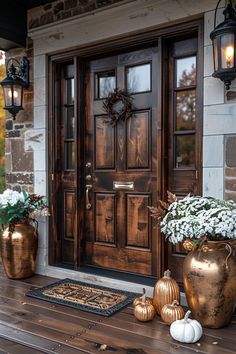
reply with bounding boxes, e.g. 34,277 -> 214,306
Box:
170,310 -> 202,343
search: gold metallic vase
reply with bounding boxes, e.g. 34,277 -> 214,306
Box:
183,239 -> 236,328
0,220 -> 38,279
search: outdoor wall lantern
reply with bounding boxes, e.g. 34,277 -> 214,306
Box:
210,0 -> 236,90
0,57 -> 29,119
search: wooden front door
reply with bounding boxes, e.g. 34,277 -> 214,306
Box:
49,23 -> 203,281
84,48 -> 161,276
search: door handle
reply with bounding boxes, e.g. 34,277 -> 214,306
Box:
86,184 -> 92,210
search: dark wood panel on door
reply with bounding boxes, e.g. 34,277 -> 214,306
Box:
85,48 -> 160,276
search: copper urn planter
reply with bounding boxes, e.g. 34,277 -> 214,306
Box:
0,220 -> 38,279
183,239 -> 236,328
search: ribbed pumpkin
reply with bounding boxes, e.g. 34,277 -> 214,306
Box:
161,300 -> 185,325
133,288 -> 153,306
153,269 -> 180,314
134,288 -> 155,322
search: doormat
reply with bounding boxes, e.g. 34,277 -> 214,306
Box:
26,278 -> 139,317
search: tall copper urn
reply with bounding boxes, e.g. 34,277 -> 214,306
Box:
0,220 -> 38,279
183,239 -> 236,328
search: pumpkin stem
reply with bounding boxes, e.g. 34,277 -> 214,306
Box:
183,310 -> 191,323
171,300 -> 179,307
163,269 -> 171,278
141,288 -> 146,304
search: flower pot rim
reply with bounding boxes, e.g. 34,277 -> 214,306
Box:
201,238 -> 236,244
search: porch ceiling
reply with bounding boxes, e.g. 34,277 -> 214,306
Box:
0,0 -> 56,50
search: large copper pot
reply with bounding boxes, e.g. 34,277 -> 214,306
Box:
183,239 -> 236,328
0,220 -> 38,279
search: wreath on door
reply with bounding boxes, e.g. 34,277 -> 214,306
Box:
103,89 -> 133,126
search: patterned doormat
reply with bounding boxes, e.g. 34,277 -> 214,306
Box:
26,278 -> 139,317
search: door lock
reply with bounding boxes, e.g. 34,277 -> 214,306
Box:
86,162 -> 91,168
86,174 -> 92,181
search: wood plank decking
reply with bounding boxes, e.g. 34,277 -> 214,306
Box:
0,271 -> 234,354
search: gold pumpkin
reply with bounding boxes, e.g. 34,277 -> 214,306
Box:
153,269 -> 180,314
133,288 -> 153,306
161,300 -> 185,325
134,288 -> 155,322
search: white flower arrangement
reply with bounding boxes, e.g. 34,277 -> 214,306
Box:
149,193 -> 236,244
0,189 -> 24,207
0,189 -> 49,228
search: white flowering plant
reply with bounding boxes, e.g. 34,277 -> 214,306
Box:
148,192 -> 236,244
0,189 -> 49,229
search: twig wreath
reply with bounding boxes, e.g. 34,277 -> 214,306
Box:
103,89 -> 133,126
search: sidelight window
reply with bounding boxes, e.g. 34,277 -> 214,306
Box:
174,55 -> 197,169
63,64 -> 75,170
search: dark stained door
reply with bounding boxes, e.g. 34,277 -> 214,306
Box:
84,48 -> 161,276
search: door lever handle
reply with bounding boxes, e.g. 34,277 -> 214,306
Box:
86,184 -> 92,210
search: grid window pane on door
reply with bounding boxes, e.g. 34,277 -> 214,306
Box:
174,56 -> 196,169
64,66 -> 75,170
96,70 -> 116,99
126,63 -> 151,93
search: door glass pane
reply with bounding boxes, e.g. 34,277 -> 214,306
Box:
65,106 -> 75,139
65,142 -> 75,170
176,57 -> 196,87
175,135 -> 195,168
176,90 -> 196,130
96,71 -> 116,98
127,63 -> 151,93
66,78 -> 74,104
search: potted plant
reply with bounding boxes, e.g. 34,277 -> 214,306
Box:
149,192 -> 236,328
0,189 -> 49,279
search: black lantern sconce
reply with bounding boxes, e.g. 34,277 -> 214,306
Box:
0,57 -> 29,119
210,0 -> 236,90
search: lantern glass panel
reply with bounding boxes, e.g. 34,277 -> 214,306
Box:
3,85 -> 14,107
213,38 -> 219,71
12,85 -> 23,107
221,33 -> 235,69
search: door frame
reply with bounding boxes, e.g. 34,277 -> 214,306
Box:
48,18 -> 203,279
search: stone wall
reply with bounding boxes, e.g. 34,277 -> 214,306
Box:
5,38 -> 34,193
203,10 -> 236,202
28,0 -> 126,29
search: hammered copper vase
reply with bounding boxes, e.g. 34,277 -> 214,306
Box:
183,239 -> 236,328
0,220 -> 38,279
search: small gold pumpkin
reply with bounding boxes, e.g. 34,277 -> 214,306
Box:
153,269 -> 180,314
134,288 -> 155,322
161,300 -> 185,325
133,288 -> 153,306
183,239 -> 197,252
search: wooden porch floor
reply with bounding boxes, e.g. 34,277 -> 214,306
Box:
0,271 -> 235,354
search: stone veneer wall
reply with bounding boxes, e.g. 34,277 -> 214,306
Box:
5,38 -> 34,193
203,9 -> 236,202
